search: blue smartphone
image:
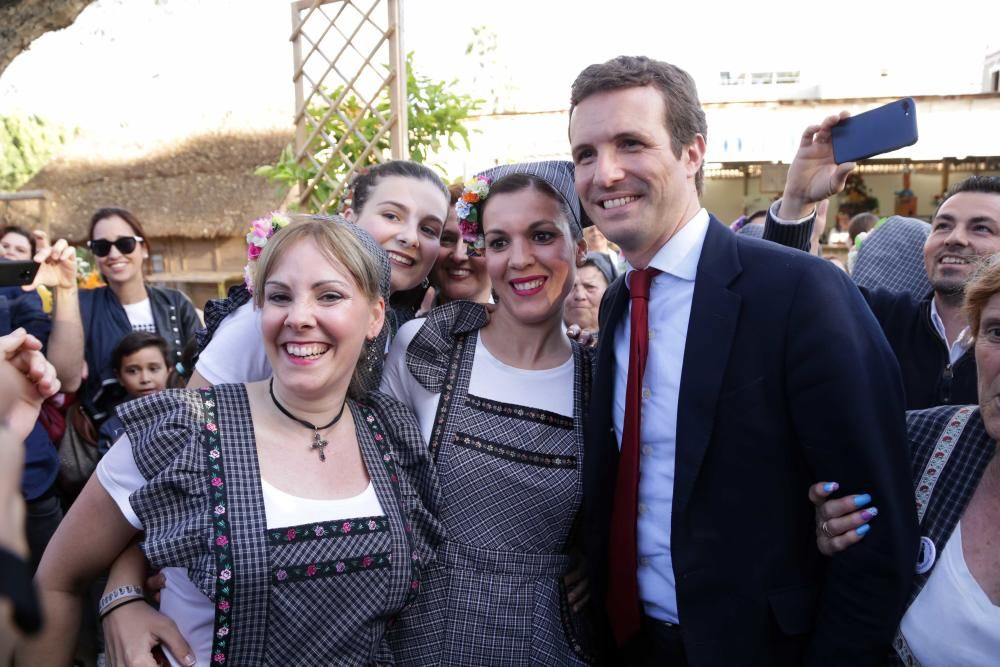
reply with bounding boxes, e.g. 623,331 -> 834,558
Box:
831,98 -> 918,164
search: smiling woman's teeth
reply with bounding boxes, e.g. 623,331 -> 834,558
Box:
285,343 -> 329,358
514,278 -> 544,290
388,251 -> 414,266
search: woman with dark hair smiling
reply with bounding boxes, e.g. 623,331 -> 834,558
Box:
78,208 -> 201,426
427,183 -> 493,305
381,161 -> 595,665
190,161 -> 449,388
0,226 -> 36,261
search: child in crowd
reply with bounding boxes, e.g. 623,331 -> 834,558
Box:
96,332 -> 172,456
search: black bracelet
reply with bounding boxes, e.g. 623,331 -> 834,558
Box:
99,595 -> 148,621
0,548 -> 42,635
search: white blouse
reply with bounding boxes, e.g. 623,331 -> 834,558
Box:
379,318 -> 574,444
900,522 -> 1000,666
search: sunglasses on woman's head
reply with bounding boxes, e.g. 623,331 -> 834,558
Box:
88,236 -> 144,257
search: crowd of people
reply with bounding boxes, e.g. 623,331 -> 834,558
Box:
1,54 -> 998,666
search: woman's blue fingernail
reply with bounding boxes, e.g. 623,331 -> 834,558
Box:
823,482 -> 839,493
853,494 -> 872,507
856,524 -> 870,536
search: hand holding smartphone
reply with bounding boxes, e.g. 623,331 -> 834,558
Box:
831,98 -> 919,164
0,260 -> 40,288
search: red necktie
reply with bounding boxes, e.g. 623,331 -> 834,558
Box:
607,267 -> 660,645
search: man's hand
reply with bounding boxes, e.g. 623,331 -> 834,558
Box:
0,328 -> 61,441
25,239 -> 77,292
778,113 -> 857,221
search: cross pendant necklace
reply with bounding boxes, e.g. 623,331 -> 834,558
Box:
311,431 -> 329,462
269,379 -> 348,463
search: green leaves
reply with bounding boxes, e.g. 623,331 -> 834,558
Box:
257,53 -> 482,212
0,114 -> 72,190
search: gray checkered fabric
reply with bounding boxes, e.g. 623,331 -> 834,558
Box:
405,301 -> 489,393
121,389 -> 218,595
119,385 -> 444,665
196,283 -> 252,354
478,160 -> 585,233
852,216 -> 932,298
195,214 -> 393,395
735,222 -> 766,239
390,301 -> 594,665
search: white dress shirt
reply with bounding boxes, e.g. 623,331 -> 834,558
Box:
929,298 -> 972,365
612,208 -> 710,624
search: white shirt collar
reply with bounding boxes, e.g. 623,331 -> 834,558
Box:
930,297 -> 972,356
624,208 -> 710,283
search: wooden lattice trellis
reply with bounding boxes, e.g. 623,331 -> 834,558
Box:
290,0 -> 408,213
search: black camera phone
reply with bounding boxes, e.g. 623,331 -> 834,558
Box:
0,260 -> 40,287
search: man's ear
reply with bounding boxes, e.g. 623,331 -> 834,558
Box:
685,134 -> 707,179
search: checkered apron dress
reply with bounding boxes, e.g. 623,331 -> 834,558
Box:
124,385 -> 441,666
388,303 -> 595,665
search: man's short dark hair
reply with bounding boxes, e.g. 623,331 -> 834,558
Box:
570,56 -> 708,194
935,175 -> 1000,218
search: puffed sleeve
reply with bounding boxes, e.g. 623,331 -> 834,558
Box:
114,388 -> 217,598
362,390 -> 444,567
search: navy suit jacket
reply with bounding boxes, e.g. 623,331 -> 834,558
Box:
583,216 -> 918,666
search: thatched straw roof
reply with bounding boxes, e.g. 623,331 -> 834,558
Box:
14,129 -> 293,241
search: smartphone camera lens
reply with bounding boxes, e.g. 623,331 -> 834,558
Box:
902,100 -> 911,115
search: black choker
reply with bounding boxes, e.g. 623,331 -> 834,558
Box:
268,378 -> 348,462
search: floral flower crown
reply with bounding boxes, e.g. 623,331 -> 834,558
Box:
455,174 -> 492,257
243,211 -> 291,293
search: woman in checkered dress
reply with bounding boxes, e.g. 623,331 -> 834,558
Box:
380,163 -> 597,665
85,163 -> 450,664
26,219 -> 444,666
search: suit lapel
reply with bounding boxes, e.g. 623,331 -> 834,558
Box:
672,217 -> 742,519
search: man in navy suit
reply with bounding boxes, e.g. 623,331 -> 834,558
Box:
569,56 -> 918,666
